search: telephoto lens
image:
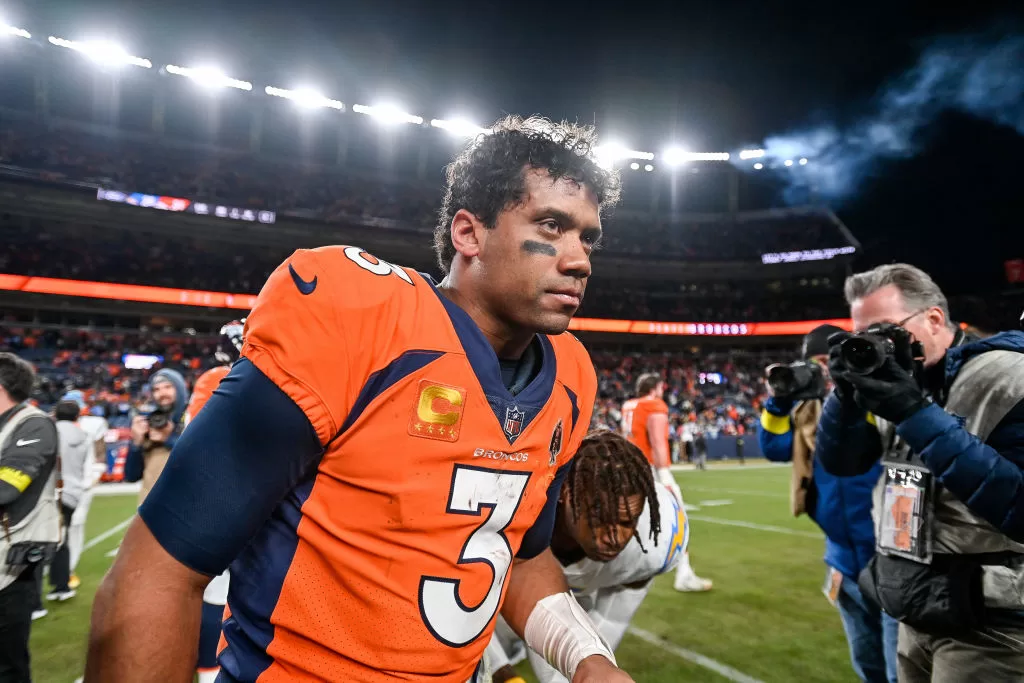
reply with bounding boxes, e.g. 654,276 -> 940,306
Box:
767,365 -> 799,395
839,334 -> 894,375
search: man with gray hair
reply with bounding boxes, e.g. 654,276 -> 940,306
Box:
815,263 -> 1024,681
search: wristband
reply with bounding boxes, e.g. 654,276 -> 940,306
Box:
523,592 -> 616,680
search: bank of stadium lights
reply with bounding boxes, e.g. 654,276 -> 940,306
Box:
2,23 -> 31,39
47,37 -> 151,69
430,118 -> 490,137
265,86 -> 343,110
164,64 -> 252,91
662,147 -> 730,166
593,143 -> 654,170
9,26 -> 821,170
352,103 -> 423,126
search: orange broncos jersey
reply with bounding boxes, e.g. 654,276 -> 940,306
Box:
228,246 -> 596,682
621,396 -> 668,465
186,365 -> 231,424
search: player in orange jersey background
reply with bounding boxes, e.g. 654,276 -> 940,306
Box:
622,373 -> 713,593
87,116 -> 636,683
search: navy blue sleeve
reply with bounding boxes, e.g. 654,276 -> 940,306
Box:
123,443 -> 144,483
897,399 -> 1024,542
139,358 -> 323,576
516,461 -> 571,560
814,392 -> 883,477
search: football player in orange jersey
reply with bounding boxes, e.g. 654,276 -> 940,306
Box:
86,116 -> 636,683
622,373 -> 713,593
185,319 -> 246,683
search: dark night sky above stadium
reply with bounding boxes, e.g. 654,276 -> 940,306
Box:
14,0 -> 1024,291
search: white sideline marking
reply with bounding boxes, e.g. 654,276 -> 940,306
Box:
670,462 -> 787,472
697,499 -> 733,507
688,514 -> 821,539
83,516 -> 134,552
92,482 -> 141,496
627,626 -> 765,683
684,486 -> 787,499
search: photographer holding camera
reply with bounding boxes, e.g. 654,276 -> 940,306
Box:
124,369 -> 188,505
816,263 -> 1024,681
759,325 -> 898,683
0,353 -> 60,683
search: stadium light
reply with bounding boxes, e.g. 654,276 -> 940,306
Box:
739,149 -> 765,160
430,118 -> 489,137
165,64 -> 252,91
352,103 -> 423,125
662,147 -> 690,167
629,162 -> 640,170
799,157 -> 808,165
594,143 -> 655,164
47,37 -> 152,69
644,164 -> 655,172
784,159 -> 794,167
2,24 -> 31,39
663,148 -> 730,166
753,162 -> 764,170
265,86 -> 343,110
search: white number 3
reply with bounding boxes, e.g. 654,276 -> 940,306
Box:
419,464 -> 531,647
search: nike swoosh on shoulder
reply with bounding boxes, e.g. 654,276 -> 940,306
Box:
16,439 -> 40,447
289,263 -> 318,295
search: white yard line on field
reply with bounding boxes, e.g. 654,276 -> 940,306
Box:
83,516 -> 135,552
667,462 -> 786,473
683,486 -> 788,499
627,626 -> 766,683
687,514 -> 822,539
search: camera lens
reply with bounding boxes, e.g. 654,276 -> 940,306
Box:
767,366 -> 797,395
840,336 -> 889,375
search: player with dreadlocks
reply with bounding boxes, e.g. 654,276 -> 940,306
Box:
484,431 -> 689,683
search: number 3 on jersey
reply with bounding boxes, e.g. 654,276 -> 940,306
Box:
419,465 -> 531,647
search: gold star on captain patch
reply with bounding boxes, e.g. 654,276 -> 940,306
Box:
414,423 -> 422,432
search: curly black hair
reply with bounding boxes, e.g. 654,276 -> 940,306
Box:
433,115 -> 622,274
568,430 -> 661,553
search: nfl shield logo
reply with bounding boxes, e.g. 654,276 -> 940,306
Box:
503,405 -> 525,440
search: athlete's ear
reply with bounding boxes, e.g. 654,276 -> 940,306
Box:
450,209 -> 484,261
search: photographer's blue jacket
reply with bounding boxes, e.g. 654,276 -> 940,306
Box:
124,368 -> 189,483
816,331 -> 1024,544
759,397 -> 881,579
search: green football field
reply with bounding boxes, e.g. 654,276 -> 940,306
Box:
29,463 -> 858,683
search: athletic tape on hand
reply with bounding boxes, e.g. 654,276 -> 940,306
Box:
524,592 -> 617,681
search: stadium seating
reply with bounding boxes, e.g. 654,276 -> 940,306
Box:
0,122 -> 852,262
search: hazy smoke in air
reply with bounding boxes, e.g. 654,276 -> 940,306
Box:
751,30 -> 1024,203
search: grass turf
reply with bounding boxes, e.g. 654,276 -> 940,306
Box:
29,463 -> 858,682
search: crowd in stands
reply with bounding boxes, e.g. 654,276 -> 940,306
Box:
591,350 -> 777,454
0,121 -> 852,261
1,325 -> 221,424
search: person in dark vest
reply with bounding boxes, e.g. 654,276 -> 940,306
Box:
818,263 -> 1024,682
759,324 -> 897,683
0,353 -> 60,683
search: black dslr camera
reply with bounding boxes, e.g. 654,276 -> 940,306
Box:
145,405 -> 173,429
838,322 -> 924,376
766,361 -> 828,401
